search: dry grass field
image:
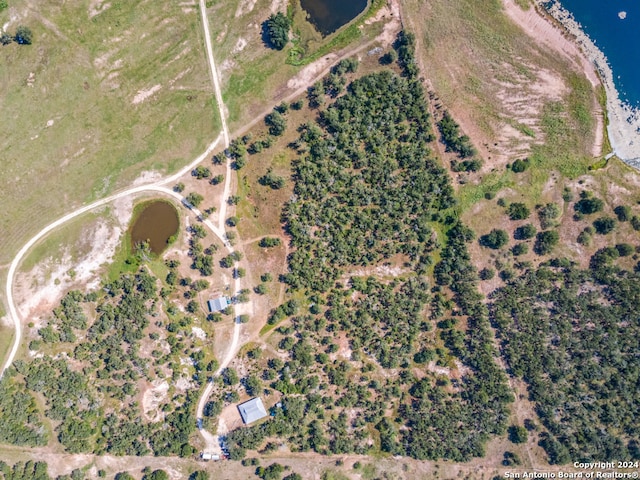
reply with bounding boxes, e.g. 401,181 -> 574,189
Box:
0,0 -> 220,266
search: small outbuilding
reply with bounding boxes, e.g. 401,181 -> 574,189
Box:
201,452 -> 220,461
238,397 -> 268,424
207,296 -> 229,313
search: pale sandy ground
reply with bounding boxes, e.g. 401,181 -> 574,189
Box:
531,0 -> 640,167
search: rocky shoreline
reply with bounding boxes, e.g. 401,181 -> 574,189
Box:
538,0 -> 640,168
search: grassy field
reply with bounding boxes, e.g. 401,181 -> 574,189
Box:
402,0 -> 597,181
0,0 -> 219,266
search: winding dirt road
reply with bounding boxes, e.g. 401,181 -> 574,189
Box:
1,0 -> 243,458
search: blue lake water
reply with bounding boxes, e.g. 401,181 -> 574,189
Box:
556,0 -> 640,108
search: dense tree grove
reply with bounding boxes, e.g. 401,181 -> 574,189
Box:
0,461 -> 51,480
0,378 -> 47,446
283,70 -> 450,291
437,111 -> 476,159
2,270 -> 201,456
491,258 -> 640,463
225,52 -> 510,462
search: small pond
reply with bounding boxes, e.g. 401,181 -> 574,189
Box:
300,0 -> 368,36
130,200 -> 179,255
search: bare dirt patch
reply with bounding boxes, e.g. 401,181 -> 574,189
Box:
88,0 -> 111,19
286,53 -> 339,91
142,379 -> 170,422
132,84 -> 162,105
15,218 -> 123,322
235,0 -> 258,18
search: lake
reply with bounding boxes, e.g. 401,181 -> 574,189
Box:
556,0 -> 640,108
300,0 -> 368,36
130,200 -> 179,255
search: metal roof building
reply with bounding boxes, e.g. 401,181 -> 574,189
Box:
237,397 -> 268,424
207,296 -> 229,313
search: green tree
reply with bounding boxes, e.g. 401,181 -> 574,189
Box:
508,425 -> 528,444
514,223 -> 536,240
511,158 -> 530,173
512,243 -> 528,256
14,25 -> 32,45
264,13 -> 290,50
223,368 -> 239,385
144,470 -> 170,480
186,192 -> 204,208
508,203 -> 530,220
115,473 -> 136,480
258,463 -> 285,480
538,203 -> 561,229
615,243 -> 634,257
593,216 -> 616,235
211,174 -> 224,185
613,205 -> 631,222
574,195 -> 603,215
534,230 -> 559,255
259,237 -> 282,248
265,110 -> 287,136
189,471 -> 209,480
480,229 -> 509,249
192,166 -> 211,179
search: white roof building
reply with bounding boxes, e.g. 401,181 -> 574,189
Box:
237,397 -> 268,424
208,296 -> 229,313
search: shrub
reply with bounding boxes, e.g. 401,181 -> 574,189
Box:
380,49 -> 398,65
265,110 -> 287,136
534,230 -> 559,255
614,205 -> 632,222
256,463 -> 285,480
186,192 -> 204,207
615,243 -> 634,257
511,158 -> 530,173
512,243 -> 528,256
508,203 -> 530,220
479,267 -> 495,280
413,348 -> 435,364
593,216 -> 616,235
480,229 -> 509,249
259,237 -> 282,248
577,230 -> 591,246
574,196 -> 603,215
508,425 -> 528,444
14,25 -> 33,45
192,166 -> 211,179
210,174 -> 224,185
631,216 -> 640,231
538,203 -> 561,229
514,223 -> 536,240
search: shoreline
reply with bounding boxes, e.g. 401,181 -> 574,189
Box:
535,0 -> 640,168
